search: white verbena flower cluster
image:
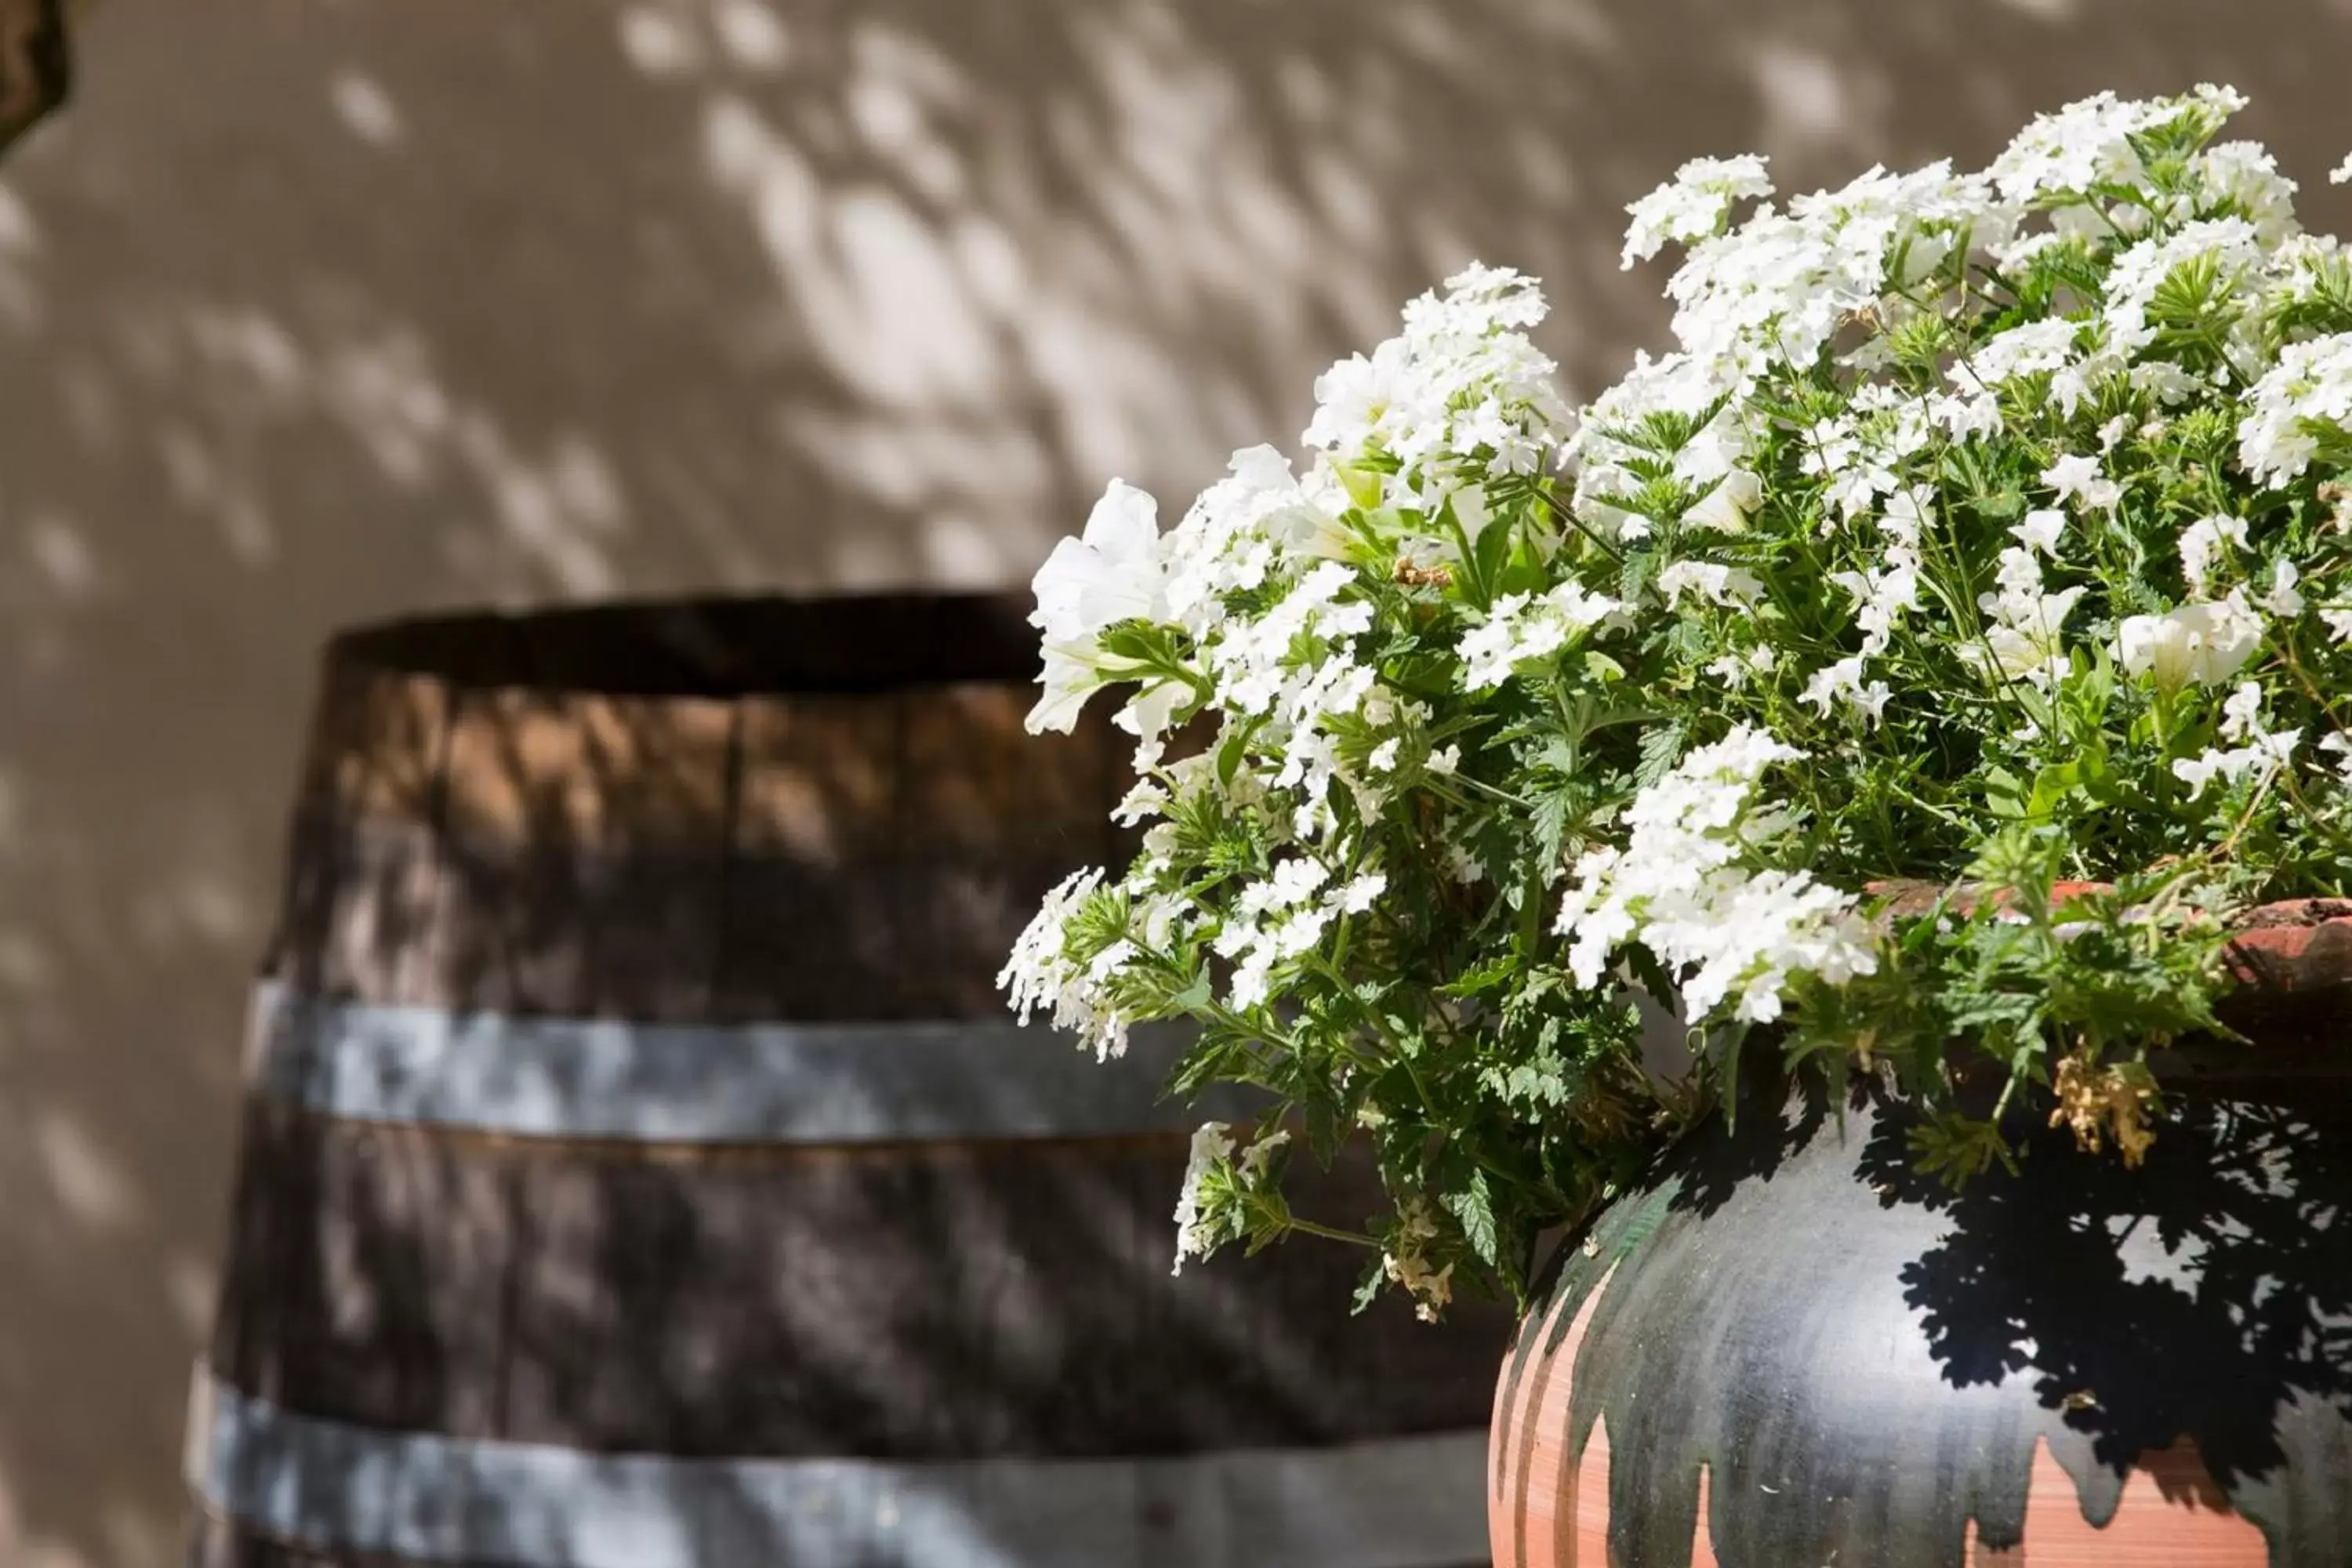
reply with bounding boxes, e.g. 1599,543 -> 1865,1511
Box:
1553,728 -> 1878,1023
999,86 -> 2352,1304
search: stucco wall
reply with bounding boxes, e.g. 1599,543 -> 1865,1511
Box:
5,1 -> 2352,1560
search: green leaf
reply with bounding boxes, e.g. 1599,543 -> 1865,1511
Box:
1636,720 -> 1689,788
1215,716 -> 1261,789
1984,766 -> 2027,821
1445,1171 -> 1503,1272
1619,548 -> 1657,604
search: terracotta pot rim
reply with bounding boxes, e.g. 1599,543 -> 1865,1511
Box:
1865,879 -> 2352,1001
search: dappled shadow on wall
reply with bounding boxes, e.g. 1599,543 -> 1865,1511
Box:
2,0 -> 2352,1562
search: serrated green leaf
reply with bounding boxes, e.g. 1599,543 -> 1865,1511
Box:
1445,1171 -> 1502,1271
1636,720 -> 1689,788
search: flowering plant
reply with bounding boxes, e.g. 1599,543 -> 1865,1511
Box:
1000,86 -> 2352,1319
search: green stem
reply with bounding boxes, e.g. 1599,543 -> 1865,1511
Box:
1284,1217 -> 1381,1249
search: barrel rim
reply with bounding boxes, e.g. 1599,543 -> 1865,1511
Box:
323,591 -> 1044,700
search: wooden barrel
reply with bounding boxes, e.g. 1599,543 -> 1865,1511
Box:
185,593 -> 1510,1568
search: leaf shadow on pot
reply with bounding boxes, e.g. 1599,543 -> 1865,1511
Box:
1851,1072 -> 2352,1494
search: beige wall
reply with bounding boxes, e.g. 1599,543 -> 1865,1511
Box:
5,0 -> 2352,1559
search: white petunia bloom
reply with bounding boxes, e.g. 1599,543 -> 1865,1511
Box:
2116,590 -> 2266,691
1685,467 -> 1763,533
1033,480 -> 1167,641
1026,480 -> 1173,733
2042,453 -> 2122,512
2012,509 -> 2067,557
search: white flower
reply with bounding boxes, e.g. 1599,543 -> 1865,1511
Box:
1989,90 -> 2166,202
1622,154 -> 1774,267
1969,319 -> 2080,385
2241,333 -> 2352,485
1114,680 -> 1188,765
2195,140 -> 2299,243
1026,637 -> 1108,736
1705,645 -> 1778,690
2012,508 -> 2066,557
2333,152 -> 2352,186
2220,681 -> 2267,742
2321,732 -> 2352,778
1685,467 -> 1762,533
1382,1197 -> 1457,1323
2041,453 -> 2121,512
1926,390 -> 2003,442
998,867 -> 1132,1060
1657,559 -> 1764,608
1239,1127 -> 1290,1180
1304,267 -> 1573,495
1026,480 -> 1172,732
1553,725 -> 1876,1023
2321,608 -> 2352,644
1112,777 -> 1170,827
2101,218 -> 2264,358
1966,546 -> 2085,688
1458,583 -> 1623,689
2173,730 -> 2300,800
2116,590 -> 2266,690
1426,745 -> 1461,776
1032,479 -> 1167,642
2177,514 -> 2249,598
1800,657 -> 1891,727
1338,872 -> 1388,913
1271,906 -> 1332,959
1171,1121 -> 1235,1275
2263,559 -> 2306,619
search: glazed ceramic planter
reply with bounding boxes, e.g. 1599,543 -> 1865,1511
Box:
1490,905 -> 2352,1567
